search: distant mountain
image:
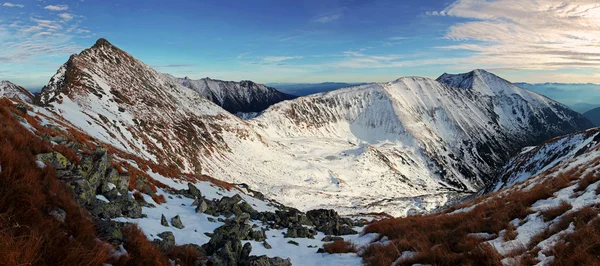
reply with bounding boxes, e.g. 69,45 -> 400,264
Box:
515,82 -> 600,113
266,82 -> 363,96
0,80 -> 34,103
570,102 -> 600,114
172,76 -> 296,115
584,107 -> 600,126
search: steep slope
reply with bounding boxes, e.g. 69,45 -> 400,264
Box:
0,80 -> 34,102
172,76 -> 296,115
34,38 -> 266,174
584,107 -> 600,126
361,127 -> 600,265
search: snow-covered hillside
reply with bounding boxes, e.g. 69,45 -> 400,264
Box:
171,76 -> 296,114
361,127 -> 600,265
34,38 -> 592,217
0,80 -> 33,103
493,128 -> 600,191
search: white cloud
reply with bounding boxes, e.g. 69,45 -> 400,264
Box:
44,5 -> 68,11
311,13 -> 341,23
2,2 -> 24,8
58,13 -> 74,21
263,56 -> 303,62
433,0 -> 600,71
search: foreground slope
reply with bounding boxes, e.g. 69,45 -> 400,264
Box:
33,38 -> 592,216
0,80 -> 34,103
362,127 -> 600,265
172,76 -> 296,115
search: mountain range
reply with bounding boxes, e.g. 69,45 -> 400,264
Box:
1,38 -> 599,265
28,38 -> 592,216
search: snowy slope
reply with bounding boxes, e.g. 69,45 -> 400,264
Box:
493,128 -> 600,191
34,38 -> 592,217
363,127 -> 600,265
171,76 -> 296,114
0,80 -> 34,103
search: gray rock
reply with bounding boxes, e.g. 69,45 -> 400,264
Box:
196,199 -> 208,213
171,215 -> 184,229
188,183 -> 203,198
287,240 -> 299,246
263,241 -> 272,249
48,208 -> 66,223
155,231 -> 175,251
161,214 -> 169,226
321,236 -> 344,242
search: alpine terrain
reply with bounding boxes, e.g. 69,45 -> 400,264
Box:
32,39 -> 592,217
1,37 -> 599,266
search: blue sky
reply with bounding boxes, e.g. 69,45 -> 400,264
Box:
1,0 -> 600,90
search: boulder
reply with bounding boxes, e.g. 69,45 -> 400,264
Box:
188,183 -> 203,198
38,151 -> 71,170
171,215 -> 185,229
161,214 -> 169,226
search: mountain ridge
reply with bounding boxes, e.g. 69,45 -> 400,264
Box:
31,38 -> 593,216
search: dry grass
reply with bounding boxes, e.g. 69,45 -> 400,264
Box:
151,194 -> 167,205
361,160 -> 587,266
323,240 -> 356,254
541,201 -> 572,222
0,99 -> 111,266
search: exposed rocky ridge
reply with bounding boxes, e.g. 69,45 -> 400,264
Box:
172,75 -> 296,114
0,80 -> 34,103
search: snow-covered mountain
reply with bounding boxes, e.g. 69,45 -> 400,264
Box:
171,76 -> 296,115
0,80 -> 34,103
34,38 -> 592,217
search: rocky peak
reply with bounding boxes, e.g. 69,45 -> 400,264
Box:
92,38 -> 113,49
0,80 -> 34,103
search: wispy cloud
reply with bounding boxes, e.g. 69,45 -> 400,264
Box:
263,56 -> 303,62
58,13 -> 74,21
311,13 -> 341,23
44,5 -> 69,11
431,0 -> 600,71
2,2 -> 24,8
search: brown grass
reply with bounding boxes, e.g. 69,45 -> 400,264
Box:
152,194 -> 167,205
541,201 -> 572,222
575,171 -> 600,193
0,99 -> 111,266
361,161 -> 587,265
114,225 -> 169,266
323,240 -> 356,254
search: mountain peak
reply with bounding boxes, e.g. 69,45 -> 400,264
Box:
92,38 -> 113,49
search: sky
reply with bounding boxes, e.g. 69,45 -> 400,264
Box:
1,0 -> 600,91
